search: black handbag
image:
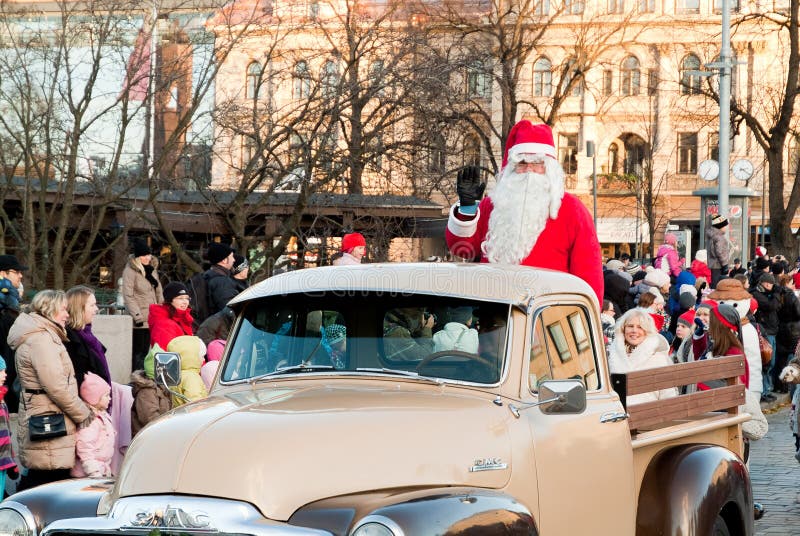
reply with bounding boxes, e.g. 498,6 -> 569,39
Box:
28,413 -> 67,441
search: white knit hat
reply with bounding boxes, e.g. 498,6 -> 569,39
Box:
695,249 -> 707,264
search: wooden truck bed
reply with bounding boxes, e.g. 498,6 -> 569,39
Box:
611,355 -> 748,457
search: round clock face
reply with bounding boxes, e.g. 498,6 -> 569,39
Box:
732,158 -> 754,181
698,159 -> 720,181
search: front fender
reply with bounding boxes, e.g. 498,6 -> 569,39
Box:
0,478 -> 112,534
637,444 -> 753,535
289,487 -> 537,535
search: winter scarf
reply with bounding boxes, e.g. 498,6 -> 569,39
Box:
143,264 -> 159,289
75,325 -> 112,387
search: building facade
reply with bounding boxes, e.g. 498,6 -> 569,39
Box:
211,0 -> 797,262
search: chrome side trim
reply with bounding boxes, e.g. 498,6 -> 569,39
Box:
40,496 -> 331,536
2,500 -> 39,536
600,411 -> 629,423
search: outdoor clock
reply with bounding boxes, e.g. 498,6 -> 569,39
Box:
732,158 -> 754,181
698,159 -> 720,181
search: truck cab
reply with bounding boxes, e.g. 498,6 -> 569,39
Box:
0,263 -> 752,535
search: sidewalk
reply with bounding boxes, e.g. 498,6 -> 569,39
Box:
750,403 -> 800,535
760,391 -> 792,412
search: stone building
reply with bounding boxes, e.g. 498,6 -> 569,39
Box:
210,0 -> 797,262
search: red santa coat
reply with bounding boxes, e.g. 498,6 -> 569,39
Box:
446,193 -> 604,304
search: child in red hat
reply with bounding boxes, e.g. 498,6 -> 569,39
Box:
333,233 -> 366,266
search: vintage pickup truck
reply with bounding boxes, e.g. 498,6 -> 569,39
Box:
0,263 -> 753,535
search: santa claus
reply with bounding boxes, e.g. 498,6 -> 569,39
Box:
446,120 -> 603,304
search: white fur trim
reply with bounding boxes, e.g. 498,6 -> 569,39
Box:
447,204 -> 480,237
508,142 -> 556,160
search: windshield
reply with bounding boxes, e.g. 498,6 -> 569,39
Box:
221,293 -> 509,385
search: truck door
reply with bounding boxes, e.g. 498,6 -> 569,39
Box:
526,302 -> 636,534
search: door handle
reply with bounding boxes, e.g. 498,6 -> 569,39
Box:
600,411 -> 629,423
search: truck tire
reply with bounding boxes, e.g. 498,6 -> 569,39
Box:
712,515 -> 731,536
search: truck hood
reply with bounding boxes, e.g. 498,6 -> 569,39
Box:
116,382 -> 515,521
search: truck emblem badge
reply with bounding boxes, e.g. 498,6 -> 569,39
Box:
128,506 -> 214,531
469,457 -> 507,472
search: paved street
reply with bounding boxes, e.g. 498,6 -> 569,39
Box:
751,403 -> 799,535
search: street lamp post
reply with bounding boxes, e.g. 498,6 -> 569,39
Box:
688,0 -> 733,229
717,0 -> 732,222
587,140 -> 597,227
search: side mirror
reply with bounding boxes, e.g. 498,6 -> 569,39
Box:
538,379 -> 587,414
154,352 -> 181,387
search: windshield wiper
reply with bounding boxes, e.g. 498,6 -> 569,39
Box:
355,368 -> 443,384
250,364 -> 335,384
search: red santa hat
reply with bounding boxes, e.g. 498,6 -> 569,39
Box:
502,120 -> 557,168
649,312 -> 665,331
755,246 -> 767,257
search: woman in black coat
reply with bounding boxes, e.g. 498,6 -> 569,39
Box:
63,286 -> 112,389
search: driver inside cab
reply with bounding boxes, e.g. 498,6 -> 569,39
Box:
433,306 -> 478,354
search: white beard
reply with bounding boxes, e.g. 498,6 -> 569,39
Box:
483,160 -> 565,264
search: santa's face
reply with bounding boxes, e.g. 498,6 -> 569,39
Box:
483,157 -> 565,265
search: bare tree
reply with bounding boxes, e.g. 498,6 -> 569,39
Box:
206,0 -> 439,275
415,0 -> 642,177
0,0 -> 158,289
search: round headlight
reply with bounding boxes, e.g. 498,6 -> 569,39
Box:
0,508 -> 33,536
351,522 -> 394,536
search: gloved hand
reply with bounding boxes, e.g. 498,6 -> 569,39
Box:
694,317 -> 707,337
7,466 -> 19,480
456,166 -> 485,208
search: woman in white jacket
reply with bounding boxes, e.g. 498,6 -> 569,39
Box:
433,307 -> 479,354
607,308 -> 677,404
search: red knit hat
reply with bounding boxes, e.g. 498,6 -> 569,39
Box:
502,120 -> 556,168
677,309 -> 695,328
341,233 -> 366,253
79,372 -> 110,407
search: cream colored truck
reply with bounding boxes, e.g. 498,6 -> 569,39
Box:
0,263 -> 753,536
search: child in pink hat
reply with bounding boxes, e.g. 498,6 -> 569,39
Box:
71,372 -> 116,478
201,339 -> 225,391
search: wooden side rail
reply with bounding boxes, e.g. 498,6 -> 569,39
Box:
610,355 -> 746,431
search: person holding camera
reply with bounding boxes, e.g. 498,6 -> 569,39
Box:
383,308 -> 435,361
122,239 -> 163,371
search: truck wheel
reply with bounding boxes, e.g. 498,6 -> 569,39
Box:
712,515 -> 730,536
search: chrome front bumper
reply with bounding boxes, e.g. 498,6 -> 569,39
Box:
41,495 -> 331,536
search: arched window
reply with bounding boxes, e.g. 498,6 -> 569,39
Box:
369,60 -> 385,96
560,57 -> 583,96
463,134 -> 481,166
533,57 -> 552,97
622,134 -> 647,177
608,143 -> 619,173
620,56 -> 640,96
293,61 -> 311,99
321,60 -> 339,98
681,54 -> 702,95
246,62 -> 261,99
428,132 -> 446,173
789,135 -> 800,176
467,60 -> 492,98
